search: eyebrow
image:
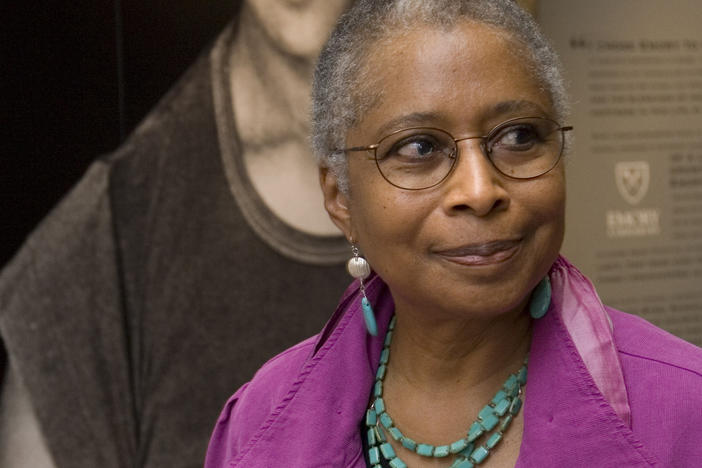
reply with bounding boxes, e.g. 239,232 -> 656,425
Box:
489,100 -> 547,117
375,112 -> 445,138
374,100 -> 549,137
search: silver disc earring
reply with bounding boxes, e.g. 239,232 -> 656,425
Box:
347,243 -> 377,336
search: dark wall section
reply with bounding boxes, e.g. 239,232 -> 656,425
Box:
120,1 -> 239,132
2,2 -> 120,266
2,1 -> 237,267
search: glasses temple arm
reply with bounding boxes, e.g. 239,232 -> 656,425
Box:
335,144 -> 380,153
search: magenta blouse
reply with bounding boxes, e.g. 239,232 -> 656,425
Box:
206,256 -> 702,467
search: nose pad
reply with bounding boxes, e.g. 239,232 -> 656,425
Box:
441,139 -> 508,216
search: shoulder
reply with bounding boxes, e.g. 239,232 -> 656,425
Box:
608,307 -> 702,376
239,335 -> 318,410
0,161 -> 114,306
607,307 -> 702,462
107,45 -> 218,173
206,336 -> 317,466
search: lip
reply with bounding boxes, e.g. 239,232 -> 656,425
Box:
435,239 -> 521,266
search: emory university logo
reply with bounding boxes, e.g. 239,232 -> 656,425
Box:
607,160 -> 659,238
615,161 -> 649,205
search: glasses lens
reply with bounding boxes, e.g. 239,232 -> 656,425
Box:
375,128 -> 456,189
486,118 -> 564,178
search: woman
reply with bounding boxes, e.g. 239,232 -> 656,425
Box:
206,1 -> 702,466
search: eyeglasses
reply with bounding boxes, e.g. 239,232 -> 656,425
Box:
339,117 -> 573,190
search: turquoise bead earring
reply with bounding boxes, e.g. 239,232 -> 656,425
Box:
347,242 -> 377,336
529,276 -> 551,319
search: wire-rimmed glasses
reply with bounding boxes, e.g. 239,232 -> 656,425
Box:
338,116 -> 573,190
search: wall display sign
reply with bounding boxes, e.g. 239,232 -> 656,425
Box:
539,0 -> 702,345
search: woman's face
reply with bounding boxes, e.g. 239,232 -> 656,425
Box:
322,21 -> 566,319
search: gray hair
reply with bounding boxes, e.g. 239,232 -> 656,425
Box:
311,0 -> 569,192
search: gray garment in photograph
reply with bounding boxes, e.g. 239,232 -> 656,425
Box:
0,24 -> 349,468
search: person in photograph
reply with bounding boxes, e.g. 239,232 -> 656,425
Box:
0,1 -> 352,467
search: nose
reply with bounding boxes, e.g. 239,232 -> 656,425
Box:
440,139 -> 509,217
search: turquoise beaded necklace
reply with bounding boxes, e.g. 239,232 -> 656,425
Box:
365,316 -> 528,468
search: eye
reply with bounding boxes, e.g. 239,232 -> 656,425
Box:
393,137 -> 438,158
490,124 -> 541,151
383,134 -> 445,161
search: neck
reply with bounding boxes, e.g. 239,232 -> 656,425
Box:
388,306 -> 532,395
231,5 -> 314,141
229,5 -> 339,236
374,305 -> 531,464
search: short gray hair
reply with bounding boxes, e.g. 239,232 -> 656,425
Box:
311,0 -> 569,192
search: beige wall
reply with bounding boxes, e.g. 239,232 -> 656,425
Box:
539,0 -> 702,345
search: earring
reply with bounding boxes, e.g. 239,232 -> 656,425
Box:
347,243 -> 377,336
529,276 -> 551,319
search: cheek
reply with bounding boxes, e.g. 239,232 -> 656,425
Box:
526,175 -> 566,247
347,159 -> 394,232
348,183 -> 431,271
350,189 -> 411,242
526,166 -> 565,211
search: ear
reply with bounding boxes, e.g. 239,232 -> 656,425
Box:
319,167 -> 353,240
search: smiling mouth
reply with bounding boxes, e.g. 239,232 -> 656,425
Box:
436,240 -> 521,266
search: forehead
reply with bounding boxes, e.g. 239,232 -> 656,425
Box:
352,20 -> 552,139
